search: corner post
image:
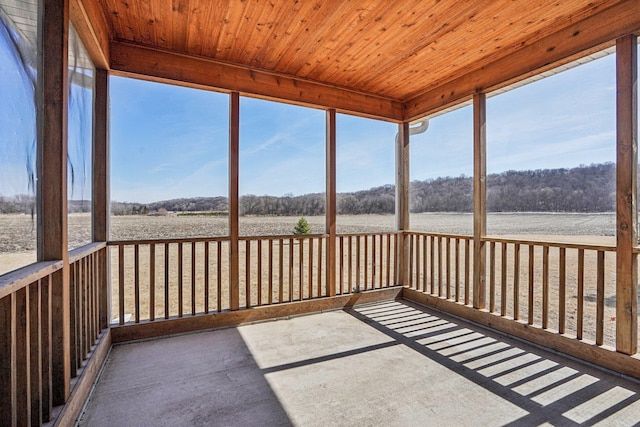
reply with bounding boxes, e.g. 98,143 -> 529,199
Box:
615,34 -> 638,355
229,92 -> 240,310
93,68 -> 109,329
38,0 -> 70,404
326,109 -> 337,296
473,93 -> 487,309
396,122 -> 410,286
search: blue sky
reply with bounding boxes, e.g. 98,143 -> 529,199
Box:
1,22 -> 638,204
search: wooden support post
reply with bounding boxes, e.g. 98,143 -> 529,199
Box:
395,122 -> 410,286
473,92 -> 487,309
326,109 -> 337,296
37,0 -> 70,405
229,92 -> 240,311
615,34 -> 638,355
93,68 -> 109,330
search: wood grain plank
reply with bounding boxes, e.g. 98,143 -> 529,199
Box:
513,244 -> 520,321
615,34 -> 638,355
229,92 -> 240,311
473,92 -> 487,309
596,251 -> 605,346
577,249 -> 585,340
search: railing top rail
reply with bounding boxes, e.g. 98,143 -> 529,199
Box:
405,231 -> 472,240
69,241 -> 107,263
239,233 -> 328,241
337,231 -> 401,237
0,260 -> 63,300
482,236 -> 616,252
108,236 -> 231,246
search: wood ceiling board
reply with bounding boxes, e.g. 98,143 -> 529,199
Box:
404,0 -> 640,121
110,41 -> 403,122
70,0 -> 112,69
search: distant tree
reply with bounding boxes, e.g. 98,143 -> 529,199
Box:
293,217 -> 311,235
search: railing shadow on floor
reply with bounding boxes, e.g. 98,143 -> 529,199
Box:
345,300 -> 640,426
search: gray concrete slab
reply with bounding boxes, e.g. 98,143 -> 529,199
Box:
79,300 -> 640,426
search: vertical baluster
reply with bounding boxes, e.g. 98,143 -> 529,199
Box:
513,244 -> 520,321
134,245 -> 140,323
0,294 -> 13,426
246,240 -> 252,308
393,233 -> 399,286
298,238 -> 303,300
415,235 -> 421,290
378,234 -> 383,288
118,245 -> 125,325
356,236 -> 361,292
15,287 -> 29,426
528,245 -> 534,325
372,234 -> 377,289
217,241 -> 222,312
404,234 -> 415,288
269,239 -> 274,305
192,242 -> 197,315
501,242 -> 507,317
178,243 -> 183,318
559,247 -> 566,334
289,238 -> 294,302
69,262 -> 77,375
490,242 -> 496,313
386,234 -> 391,287
577,249 -> 585,340
438,237 -> 443,297
348,236 -> 353,293
41,275 -> 52,421
364,235 -> 369,290
446,238 -> 451,299
258,240 -> 263,305
150,244 -> 156,320
29,281 -> 42,426
423,235 -> 428,292
279,239 -> 284,302
596,251 -> 605,346
164,243 -> 170,319
430,236 -> 435,294
464,239 -> 470,305
203,242 -> 209,314
309,238 -> 314,298
317,238 -> 323,297
455,239 -> 460,302
542,245 -> 549,329
339,236 -> 344,294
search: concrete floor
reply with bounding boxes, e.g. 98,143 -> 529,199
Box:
79,300 -> 640,426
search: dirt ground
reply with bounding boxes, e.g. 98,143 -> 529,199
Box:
1,212 -> 635,349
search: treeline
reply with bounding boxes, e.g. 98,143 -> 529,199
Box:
0,163 -> 618,216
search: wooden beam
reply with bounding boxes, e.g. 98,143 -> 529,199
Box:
395,122 -> 410,286
615,34 -> 638,355
92,69 -> 109,243
69,0 -> 111,69
473,93 -> 487,310
229,93 -> 240,311
404,0 -> 640,121
326,109 -> 337,297
110,41 -> 403,122
37,0 -> 70,405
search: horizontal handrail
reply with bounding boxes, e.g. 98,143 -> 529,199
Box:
337,231 -> 401,238
69,241 -> 107,263
108,236 -> 230,246
0,260 -> 63,300
239,233 -> 328,241
405,231 -> 471,240
482,235 -> 616,252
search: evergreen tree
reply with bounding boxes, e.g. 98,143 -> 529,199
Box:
293,217 -> 311,235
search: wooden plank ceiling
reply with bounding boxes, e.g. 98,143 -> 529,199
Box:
85,0 -> 640,120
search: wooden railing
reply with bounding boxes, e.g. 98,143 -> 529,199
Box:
405,232 -> 617,347
109,232 -> 401,323
337,232 -> 399,293
109,237 -> 230,323
0,242 -> 107,426
405,232 -> 474,304
69,243 -> 108,375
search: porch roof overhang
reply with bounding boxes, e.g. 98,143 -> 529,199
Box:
69,0 -> 640,122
